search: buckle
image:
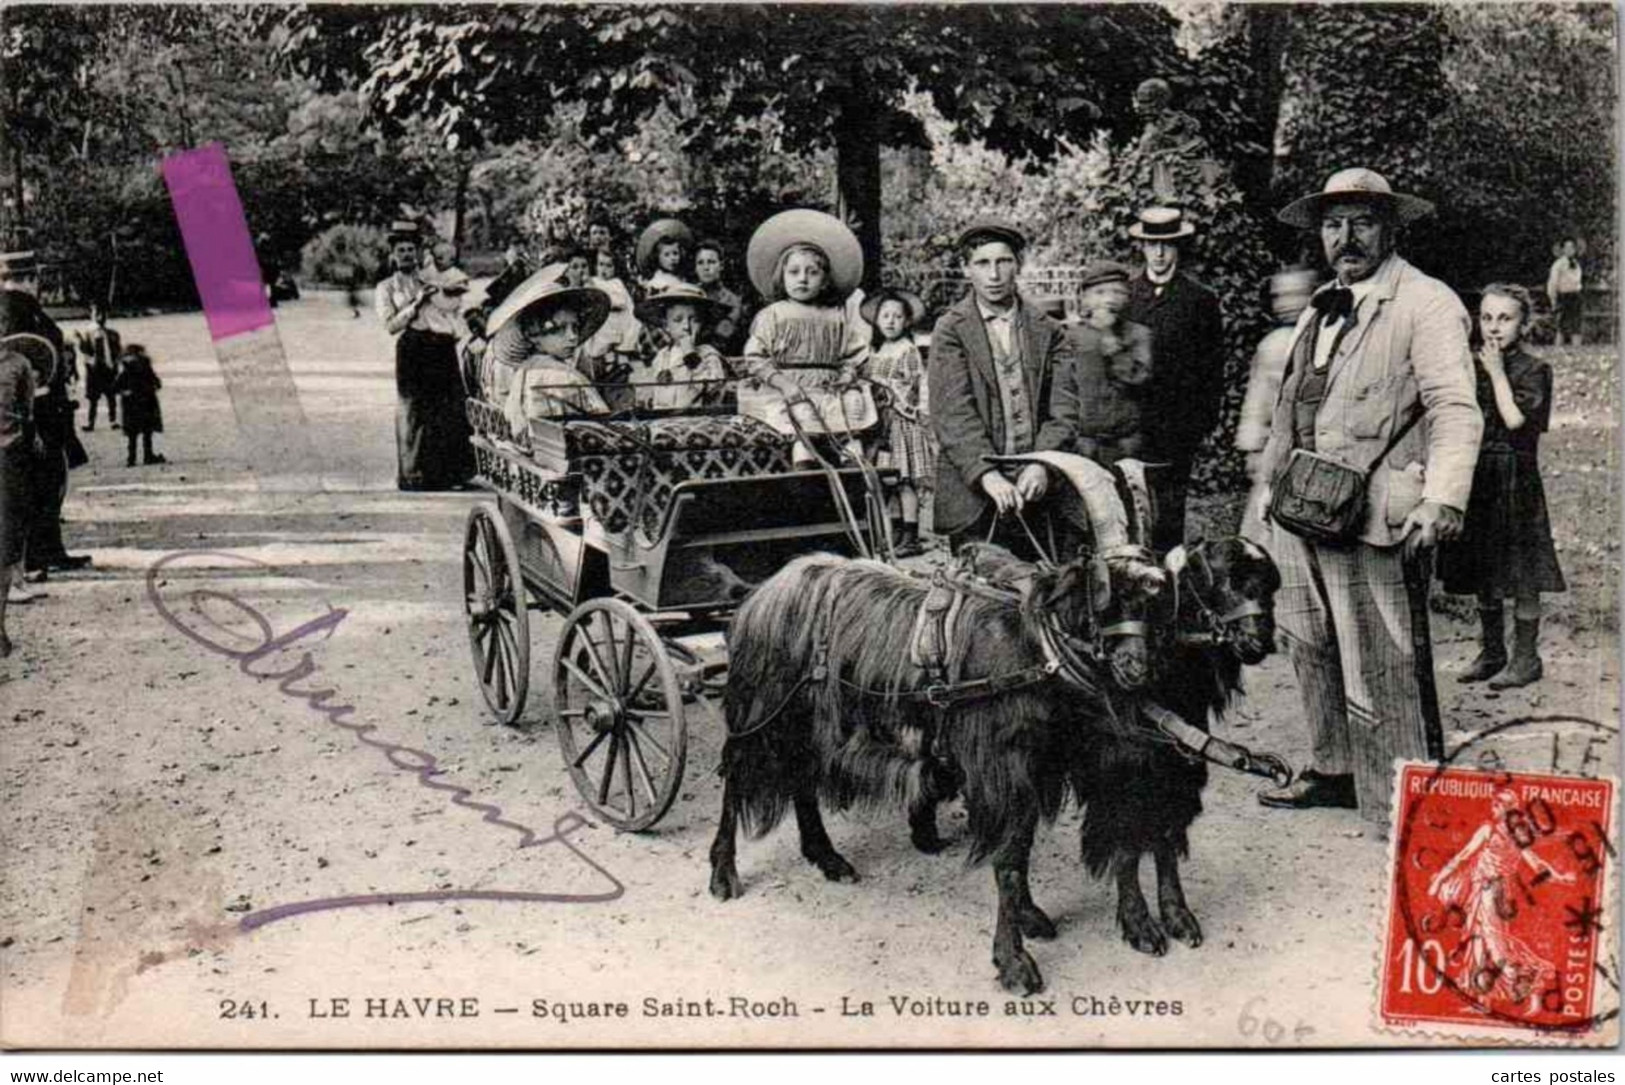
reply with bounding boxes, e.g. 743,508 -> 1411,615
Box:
924,684 -> 952,708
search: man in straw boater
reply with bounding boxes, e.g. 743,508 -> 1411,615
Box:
0,246 -> 93,579
1253,168 -> 1481,825
1124,206 -> 1224,554
928,219 -> 1075,558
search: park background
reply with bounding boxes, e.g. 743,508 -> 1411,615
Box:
1,1 -> 1618,627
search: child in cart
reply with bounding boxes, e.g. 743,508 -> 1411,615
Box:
739,209 -> 876,467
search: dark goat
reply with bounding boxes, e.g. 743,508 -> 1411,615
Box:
1072,535 -> 1281,955
709,548 -> 1167,994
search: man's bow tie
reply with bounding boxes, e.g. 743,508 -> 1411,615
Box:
1313,286 -> 1354,323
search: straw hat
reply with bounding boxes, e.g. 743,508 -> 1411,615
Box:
635,218 -> 695,277
746,209 -> 864,301
634,282 -> 730,327
0,332 -> 58,386
1277,167 -> 1435,229
858,287 -> 927,329
1127,206 -> 1196,242
485,267 -> 610,339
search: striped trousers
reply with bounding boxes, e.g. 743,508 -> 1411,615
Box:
1270,524 -> 1434,826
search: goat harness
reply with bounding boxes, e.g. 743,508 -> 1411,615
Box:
1172,544 -> 1265,649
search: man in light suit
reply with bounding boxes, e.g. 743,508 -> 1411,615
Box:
1254,169 -> 1482,824
929,220 -> 1075,558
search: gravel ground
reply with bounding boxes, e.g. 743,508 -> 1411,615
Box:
0,293 -> 1616,1049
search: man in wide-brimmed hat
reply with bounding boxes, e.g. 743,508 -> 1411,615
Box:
0,248 -> 92,577
1124,205 -> 1224,553
928,219 -> 1075,558
1253,167 -> 1482,825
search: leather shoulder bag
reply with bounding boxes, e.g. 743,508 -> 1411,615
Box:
1268,404 -> 1423,546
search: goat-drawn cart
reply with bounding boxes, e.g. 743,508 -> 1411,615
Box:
460,376 -> 898,831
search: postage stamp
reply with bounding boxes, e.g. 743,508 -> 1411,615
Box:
1381,762 -> 1617,1039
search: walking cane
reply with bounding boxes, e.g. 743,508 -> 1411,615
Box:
1403,548 -> 1445,762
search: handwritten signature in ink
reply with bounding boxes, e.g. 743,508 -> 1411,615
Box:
145,550 -> 625,932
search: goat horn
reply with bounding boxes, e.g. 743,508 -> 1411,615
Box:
984,451 -> 1133,551
1110,459 -> 1159,547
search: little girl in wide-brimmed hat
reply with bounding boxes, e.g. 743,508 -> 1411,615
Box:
740,209 -> 876,466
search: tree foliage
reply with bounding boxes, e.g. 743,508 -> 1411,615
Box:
1427,3 -> 1617,285
276,4 -> 1186,282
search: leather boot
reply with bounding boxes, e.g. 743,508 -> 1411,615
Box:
893,522 -> 923,558
1489,618 -> 1544,689
1457,605 -> 1507,683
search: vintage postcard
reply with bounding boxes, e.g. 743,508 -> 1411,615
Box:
0,0 -> 1617,1050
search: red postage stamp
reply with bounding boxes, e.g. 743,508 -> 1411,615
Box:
1381,763 -> 1616,1036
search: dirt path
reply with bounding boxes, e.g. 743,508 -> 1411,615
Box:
1,295 -> 1616,1048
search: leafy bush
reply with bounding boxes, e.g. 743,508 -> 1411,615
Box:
300,223 -> 387,288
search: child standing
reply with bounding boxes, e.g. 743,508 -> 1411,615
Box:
1439,283 -> 1565,688
740,209 -> 874,466
860,288 -> 932,556
112,345 -> 165,466
636,219 -> 695,296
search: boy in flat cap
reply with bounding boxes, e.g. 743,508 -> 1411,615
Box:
928,220 -> 1075,558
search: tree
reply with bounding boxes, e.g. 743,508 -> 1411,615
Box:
278,4 -> 1187,284
1427,3 -> 1617,286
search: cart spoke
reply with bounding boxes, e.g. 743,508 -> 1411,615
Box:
557,707 -> 588,719
623,658 -> 658,708
468,542 -> 492,595
489,625 -> 509,704
619,723 -> 638,816
623,724 -> 661,806
594,610 -> 626,690
560,655 -> 613,703
481,625 -> 500,685
494,622 -> 522,696
617,616 -> 636,696
626,715 -> 672,762
570,723 -> 612,770
597,729 -> 621,806
576,626 -> 618,698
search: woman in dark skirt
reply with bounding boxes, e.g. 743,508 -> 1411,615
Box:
1440,283 -> 1565,689
0,346 -> 36,656
375,221 -> 474,491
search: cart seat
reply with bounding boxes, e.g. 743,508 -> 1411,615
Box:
574,415 -> 793,538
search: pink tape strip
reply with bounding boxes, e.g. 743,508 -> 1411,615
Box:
161,144 -> 274,341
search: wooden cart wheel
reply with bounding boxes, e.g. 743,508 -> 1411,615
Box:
463,503 -> 530,724
550,598 -> 688,832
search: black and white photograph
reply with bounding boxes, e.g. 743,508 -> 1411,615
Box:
0,1 -> 1618,1051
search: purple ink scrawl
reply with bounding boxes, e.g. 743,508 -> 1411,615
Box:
161,144 -> 274,342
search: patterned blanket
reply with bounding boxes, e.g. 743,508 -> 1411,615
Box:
572,416 -> 793,539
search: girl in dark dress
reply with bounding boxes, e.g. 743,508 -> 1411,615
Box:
113,345 -> 165,466
1440,282 -> 1565,688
